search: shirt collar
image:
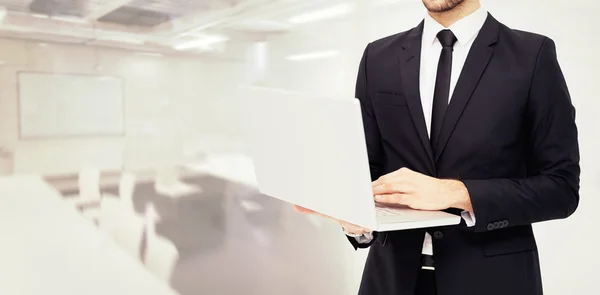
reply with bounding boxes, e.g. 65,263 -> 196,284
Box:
422,7 -> 488,47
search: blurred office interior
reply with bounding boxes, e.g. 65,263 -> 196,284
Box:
0,0 -> 598,294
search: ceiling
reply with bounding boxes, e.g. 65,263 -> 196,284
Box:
3,0 -> 246,22
0,0 -> 408,57
0,0 -> 294,55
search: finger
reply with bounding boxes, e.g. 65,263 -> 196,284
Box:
372,168 -> 411,187
294,206 -> 337,221
371,176 -> 387,187
293,205 -> 315,214
374,193 -> 409,205
295,206 -> 369,232
372,176 -> 399,187
372,183 -> 396,195
373,169 -> 403,185
345,228 -> 368,235
372,182 -> 415,195
341,222 -> 370,234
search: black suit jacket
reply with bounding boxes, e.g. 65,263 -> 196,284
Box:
349,14 -> 580,295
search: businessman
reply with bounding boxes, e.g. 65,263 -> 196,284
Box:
296,0 -> 580,294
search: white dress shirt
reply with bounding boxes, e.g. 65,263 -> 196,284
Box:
353,7 -> 488,255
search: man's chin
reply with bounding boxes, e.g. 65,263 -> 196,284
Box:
422,0 -> 465,13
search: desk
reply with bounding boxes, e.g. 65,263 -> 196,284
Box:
0,175 -> 179,295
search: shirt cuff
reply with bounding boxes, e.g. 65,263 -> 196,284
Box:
461,210 -> 476,227
353,232 -> 374,244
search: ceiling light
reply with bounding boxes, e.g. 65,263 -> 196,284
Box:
52,15 -> 88,24
96,34 -> 145,45
173,34 -> 229,51
286,50 -> 341,61
32,13 -> 49,19
38,43 -> 48,47
288,3 -> 355,24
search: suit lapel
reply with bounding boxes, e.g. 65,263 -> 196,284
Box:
434,15 -> 500,162
398,22 -> 435,172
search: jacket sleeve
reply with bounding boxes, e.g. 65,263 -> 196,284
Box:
345,44 -> 385,249
357,43 -> 384,183
346,232 -> 380,250
462,38 -> 580,233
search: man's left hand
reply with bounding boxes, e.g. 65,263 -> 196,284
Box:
372,167 -> 473,212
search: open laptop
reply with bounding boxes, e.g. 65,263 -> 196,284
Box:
240,86 -> 461,231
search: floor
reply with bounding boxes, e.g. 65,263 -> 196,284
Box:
54,173 -> 352,295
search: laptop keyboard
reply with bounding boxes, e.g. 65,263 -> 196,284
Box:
376,206 -> 407,217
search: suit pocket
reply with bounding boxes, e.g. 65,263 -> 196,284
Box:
373,93 -> 408,106
482,226 -> 537,256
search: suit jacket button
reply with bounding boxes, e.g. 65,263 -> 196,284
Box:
487,223 -> 495,231
433,231 -> 443,239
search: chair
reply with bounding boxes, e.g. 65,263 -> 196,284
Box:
119,172 -> 137,210
144,202 -> 179,282
154,166 -> 201,199
65,168 -> 102,208
97,197 -> 122,232
83,172 -> 137,221
97,197 -> 145,259
113,213 -> 145,259
102,172 -> 137,209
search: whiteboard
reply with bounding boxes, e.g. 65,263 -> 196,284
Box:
18,72 -> 124,139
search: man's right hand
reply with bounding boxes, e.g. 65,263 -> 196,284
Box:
293,205 -> 371,236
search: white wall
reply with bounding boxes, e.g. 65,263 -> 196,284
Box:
0,39 -> 247,175
264,0 -> 600,294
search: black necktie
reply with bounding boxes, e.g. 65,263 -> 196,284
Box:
430,29 -> 457,152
